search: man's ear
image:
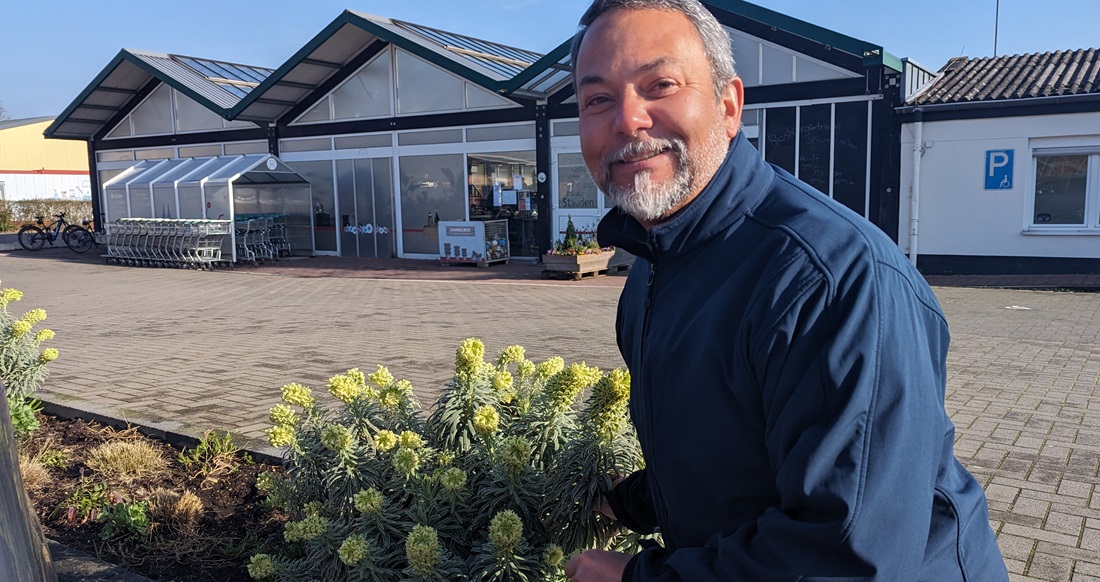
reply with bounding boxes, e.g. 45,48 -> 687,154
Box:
722,76 -> 745,139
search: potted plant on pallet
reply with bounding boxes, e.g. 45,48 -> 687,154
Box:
543,217 -> 614,277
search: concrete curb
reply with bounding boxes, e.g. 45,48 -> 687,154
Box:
49,539 -> 156,582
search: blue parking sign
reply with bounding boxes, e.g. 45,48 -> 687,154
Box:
985,150 -> 1013,190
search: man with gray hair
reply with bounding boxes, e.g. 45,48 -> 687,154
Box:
563,0 -> 1009,580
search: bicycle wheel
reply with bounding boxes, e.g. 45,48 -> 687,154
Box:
65,226 -> 94,253
62,224 -> 81,245
17,225 -> 46,251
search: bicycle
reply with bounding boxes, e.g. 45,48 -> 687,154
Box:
17,212 -> 95,253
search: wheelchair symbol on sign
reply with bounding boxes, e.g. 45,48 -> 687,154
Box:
999,175 -> 1011,189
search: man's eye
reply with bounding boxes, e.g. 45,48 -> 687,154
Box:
584,96 -> 610,108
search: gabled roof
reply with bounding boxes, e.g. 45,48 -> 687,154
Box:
228,10 -> 547,125
908,49 -> 1100,106
704,0 -> 897,71
44,49 -> 273,140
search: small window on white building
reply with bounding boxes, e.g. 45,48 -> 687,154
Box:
1032,151 -> 1098,228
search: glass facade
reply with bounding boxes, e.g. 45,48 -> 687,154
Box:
399,154 -> 465,254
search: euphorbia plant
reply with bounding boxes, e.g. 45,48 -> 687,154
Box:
250,338 -> 648,580
0,280 -> 59,435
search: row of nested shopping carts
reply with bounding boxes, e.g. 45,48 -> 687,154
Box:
104,215 -> 292,269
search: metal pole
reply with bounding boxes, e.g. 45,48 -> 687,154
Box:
994,0 -> 1000,56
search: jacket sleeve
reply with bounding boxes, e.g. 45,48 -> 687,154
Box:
629,261 -> 953,580
603,469 -> 659,535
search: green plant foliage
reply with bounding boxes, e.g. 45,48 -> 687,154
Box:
178,429 -> 250,484
250,339 -> 647,580
100,500 -> 150,540
1,280 -> 58,436
52,480 -> 110,523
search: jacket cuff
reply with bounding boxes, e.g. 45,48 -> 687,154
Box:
621,553 -> 640,582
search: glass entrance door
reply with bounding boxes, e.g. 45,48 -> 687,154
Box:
336,157 -> 395,258
553,150 -> 605,241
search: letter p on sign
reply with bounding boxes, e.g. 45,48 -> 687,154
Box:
985,150 -> 1014,190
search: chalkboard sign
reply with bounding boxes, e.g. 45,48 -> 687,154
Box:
832,101 -> 869,216
763,107 -> 796,174
557,153 -> 598,209
797,104 -> 831,195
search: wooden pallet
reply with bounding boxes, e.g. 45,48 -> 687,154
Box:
541,263 -> 629,280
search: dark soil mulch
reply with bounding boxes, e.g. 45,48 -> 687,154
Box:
21,413 -> 287,581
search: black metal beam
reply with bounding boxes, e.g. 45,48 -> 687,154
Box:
91,127 -> 269,150
278,105 -> 535,139
301,57 -> 342,69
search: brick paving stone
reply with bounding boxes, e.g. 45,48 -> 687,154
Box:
6,253 -> 1100,577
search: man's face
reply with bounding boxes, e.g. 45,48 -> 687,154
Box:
574,8 -> 743,227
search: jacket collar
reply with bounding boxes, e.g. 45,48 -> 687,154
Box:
597,131 -> 775,262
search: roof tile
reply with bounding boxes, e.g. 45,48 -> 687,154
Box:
908,48 -> 1100,105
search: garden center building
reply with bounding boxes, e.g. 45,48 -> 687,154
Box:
46,0 -> 930,261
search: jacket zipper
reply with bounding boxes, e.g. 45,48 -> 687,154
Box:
639,238 -> 671,540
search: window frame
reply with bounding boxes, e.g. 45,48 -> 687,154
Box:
1027,145 -> 1100,234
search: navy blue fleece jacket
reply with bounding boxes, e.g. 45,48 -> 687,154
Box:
597,131 -> 1008,581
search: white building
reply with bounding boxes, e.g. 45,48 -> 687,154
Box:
899,49 -> 1100,275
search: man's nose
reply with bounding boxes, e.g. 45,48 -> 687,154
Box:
612,91 -> 653,137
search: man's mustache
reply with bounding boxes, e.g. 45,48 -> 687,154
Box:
601,137 -> 688,170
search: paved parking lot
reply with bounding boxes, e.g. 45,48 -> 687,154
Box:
1,248 -> 1098,581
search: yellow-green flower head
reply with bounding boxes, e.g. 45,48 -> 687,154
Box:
399,430 -> 424,449
455,338 -> 486,375
34,328 -> 54,343
489,510 -> 524,554
284,514 -> 327,542
497,345 -> 526,366
535,357 -> 565,380
436,451 -> 455,467
39,348 -> 59,363
247,553 -> 276,579
438,466 -> 467,493
542,544 -> 565,568
22,308 -> 47,325
544,363 -> 601,412
256,471 -> 281,494
338,534 -> 370,565
368,365 -> 394,388
406,525 -> 440,576
491,370 -> 514,393
393,446 -> 420,477
0,288 -> 23,307
267,425 -> 297,448
472,405 -> 500,435
280,383 -> 315,408
327,373 -> 363,404
303,501 -> 324,516
268,404 -> 298,427
10,320 -> 31,337
515,360 -> 536,381
320,424 -> 354,452
374,429 -> 398,452
588,368 -> 632,441
353,487 -> 384,515
499,436 -> 532,475
379,386 -> 403,409
345,367 -> 366,387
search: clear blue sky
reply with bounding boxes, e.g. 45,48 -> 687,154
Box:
2,0 -> 1095,120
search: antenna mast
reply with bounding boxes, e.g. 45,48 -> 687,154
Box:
994,0 -> 1000,56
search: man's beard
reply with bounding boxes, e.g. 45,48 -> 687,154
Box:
599,128 -> 728,224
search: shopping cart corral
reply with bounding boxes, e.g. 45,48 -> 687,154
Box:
105,219 -> 235,269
